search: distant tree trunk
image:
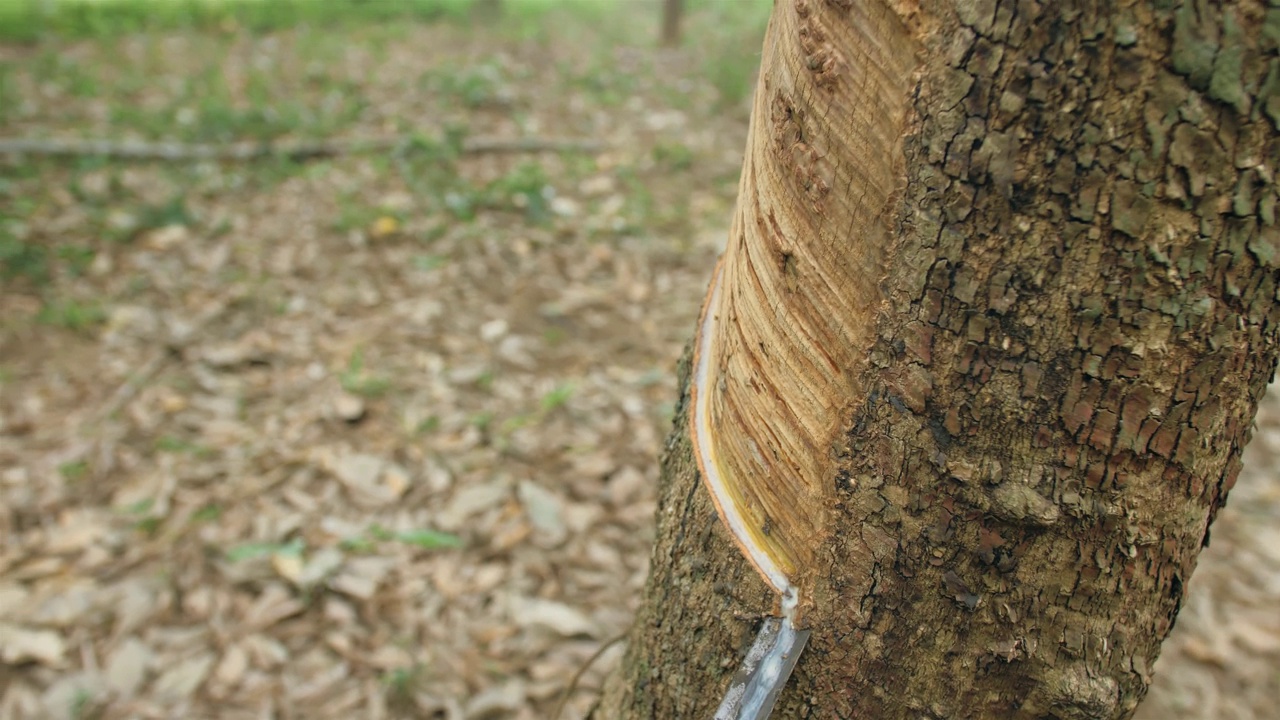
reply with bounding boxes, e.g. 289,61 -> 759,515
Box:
661,0 -> 685,47
473,0 -> 502,21
600,0 -> 1280,718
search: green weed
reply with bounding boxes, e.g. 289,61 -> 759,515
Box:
122,498 -> 164,535
334,198 -> 385,234
0,63 -> 15,124
121,499 -> 154,516
411,254 -> 447,271
470,411 -> 494,431
384,526 -> 463,550
134,196 -> 193,238
69,688 -> 99,720
564,61 -> 637,107
58,460 -> 90,482
421,61 -> 509,109
56,244 -> 96,276
653,142 -> 695,171
339,535 -> 377,553
498,412 -> 533,434
226,537 -> 305,562
346,524 -> 462,552
192,503 -> 223,523
693,0 -> 771,109
616,166 -> 654,232
38,299 -> 106,331
0,228 -> 48,283
414,415 -> 442,434
382,666 -> 415,694
540,382 -> 574,412
340,348 -> 392,398
155,435 -> 215,457
133,516 -> 162,536
381,663 -> 428,707
542,327 -> 566,346
485,162 -> 552,223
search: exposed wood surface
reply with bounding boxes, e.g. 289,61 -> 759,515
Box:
698,0 -> 918,597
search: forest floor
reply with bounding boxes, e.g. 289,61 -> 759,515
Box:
1,3 -> 1277,719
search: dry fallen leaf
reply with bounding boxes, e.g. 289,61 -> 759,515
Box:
509,598 -> 598,638
438,481 -> 510,532
211,643 -> 249,694
0,624 -> 67,666
330,557 -> 395,601
153,652 -> 216,701
104,637 -> 153,698
370,215 -> 400,239
333,392 -> 367,422
518,479 -> 567,546
465,679 -> 528,719
244,584 -> 306,630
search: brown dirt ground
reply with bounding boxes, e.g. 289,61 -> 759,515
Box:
1,13 -> 1277,720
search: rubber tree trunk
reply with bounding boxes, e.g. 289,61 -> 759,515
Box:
599,0 -> 1280,718
661,0 -> 685,47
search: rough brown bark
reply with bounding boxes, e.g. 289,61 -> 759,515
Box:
600,0 -> 1280,718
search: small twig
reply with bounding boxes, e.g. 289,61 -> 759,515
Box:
552,633 -> 628,720
0,135 -> 605,162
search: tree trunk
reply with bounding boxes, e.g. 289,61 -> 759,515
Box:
661,0 -> 685,47
600,0 -> 1280,718
473,0 -> 502,21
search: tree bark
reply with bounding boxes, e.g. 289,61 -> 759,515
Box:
600,0 -> 1280,718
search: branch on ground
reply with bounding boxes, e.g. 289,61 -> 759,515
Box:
0,135 -> 606,162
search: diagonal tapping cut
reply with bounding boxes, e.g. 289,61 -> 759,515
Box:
687,0 -> 919,613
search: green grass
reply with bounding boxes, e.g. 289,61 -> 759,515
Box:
540,382 -> 574,411
226,537 -> 305,562
0,62 -> 14,123
411,254 -> 448,271
1,0 -> 772,47
339,348 -> 393,398
192,503 -> 223,522
0,185 -> 198,287
370,524 -> 463,550
155,435 -> 216,457
0,228 -> 48,283
87,53 -> 370,143
420,61 -> 511,109
0,0 -> 476,43
691,1 -> 771,108
38,298 -> 106,331
340,524 -> 462,553
0,0 -> 708,43
58,460 -> 90,481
